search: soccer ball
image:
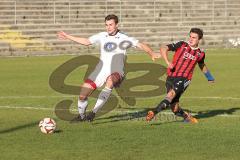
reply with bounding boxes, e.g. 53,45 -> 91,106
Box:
39,118 -> 56,134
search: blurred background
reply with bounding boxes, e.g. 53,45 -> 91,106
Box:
0,0 -> 240,56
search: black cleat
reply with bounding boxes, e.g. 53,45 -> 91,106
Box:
70,114 -> 86,123
86,111 -> 95,122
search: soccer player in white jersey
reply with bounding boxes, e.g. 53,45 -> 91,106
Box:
57,14 -> 160,122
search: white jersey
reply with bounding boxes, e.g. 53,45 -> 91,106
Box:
87,31 -> 139,88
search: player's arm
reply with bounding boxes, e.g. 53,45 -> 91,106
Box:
198,62 -> 215,83
57,31 -> 91,46
136,42 -> 161,61
160,41 -> 184,69
159,45 -> 174,69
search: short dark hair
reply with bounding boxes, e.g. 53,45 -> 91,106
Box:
105,14 -> 119,24
190,28 -> 203,40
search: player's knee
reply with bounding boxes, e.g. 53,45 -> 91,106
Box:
105,81 -> 114,89
79,95 -> 88,101
108,73 -> 121,82
106,73 -> 122,88
167,89 -> 176,98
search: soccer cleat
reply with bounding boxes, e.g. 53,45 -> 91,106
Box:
146,110 -> 155,122
70,114 -> 86,123
184,114 -> 198,124
86,111 -> 96,122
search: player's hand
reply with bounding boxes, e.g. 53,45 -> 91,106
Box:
167,62 -> 174,69
151,52 -> 161,61
57,31 -> 68,40
208,80 -> 215,83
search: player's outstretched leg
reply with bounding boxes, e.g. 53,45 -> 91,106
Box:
171,104 -> 198,123
87,73 -> 121,122
86,87 -> 112,122
70,97 -> 88,123
146,99 -> 171,122
183,112 -> 198,123
71,83 -> 95,123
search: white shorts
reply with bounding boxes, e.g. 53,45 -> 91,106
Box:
85,68 -> 124,89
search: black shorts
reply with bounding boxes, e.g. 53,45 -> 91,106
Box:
165,76 -> 191,103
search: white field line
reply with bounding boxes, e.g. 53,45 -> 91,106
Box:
0,105 -> 53,110
0,105 -> 239,118
0,52 -> 239,58
183,96 -> 240,100
0,95 -> 240,100
0,95 -> 75,99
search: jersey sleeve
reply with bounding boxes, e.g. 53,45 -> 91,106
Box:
88,33 -> 101,44
126,36 -> 139,47
167,41 -> 185,51
198,52 -> 205,64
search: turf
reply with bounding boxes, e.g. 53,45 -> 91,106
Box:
0,49 -> 240,160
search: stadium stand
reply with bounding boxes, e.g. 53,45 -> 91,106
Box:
0,0 -> 240,56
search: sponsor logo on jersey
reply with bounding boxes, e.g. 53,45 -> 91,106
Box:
183,52 -> 196,60
104,40 -> 132,52
119,40 -> 132,50
104,42 -> 117,52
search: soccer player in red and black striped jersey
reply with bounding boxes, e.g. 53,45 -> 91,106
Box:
146,28 -> 215,123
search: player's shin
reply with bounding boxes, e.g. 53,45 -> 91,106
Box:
173,108 -> 185,117
92,87 -> 112,113
146,98 -> 171,122
155,98 -> 171,113
78,98 -> 88,119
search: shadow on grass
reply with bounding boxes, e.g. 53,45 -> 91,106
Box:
0,121 -> 39,134
92,108 -> 150,125
194,107 -> 240,119
93,107 -> 182,125
54,129 -> 63,133
0,122 -> 63,134
92,107 -> 240,125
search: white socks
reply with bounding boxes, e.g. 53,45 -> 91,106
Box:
77,87 -> 112,117
92,87 -> 112,113
77,99 -> 88,119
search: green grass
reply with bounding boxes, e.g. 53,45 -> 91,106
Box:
0,49 -> 240,160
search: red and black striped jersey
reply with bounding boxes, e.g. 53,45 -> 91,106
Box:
166,41 -> 205,80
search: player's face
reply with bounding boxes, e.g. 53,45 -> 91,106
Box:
105,19 -> 118,36
188,32 -> 200,48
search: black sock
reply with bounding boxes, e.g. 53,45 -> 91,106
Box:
174,108 -> 185,117
155,99 -> 171,114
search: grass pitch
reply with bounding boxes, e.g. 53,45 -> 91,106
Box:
0,49 -> 240,160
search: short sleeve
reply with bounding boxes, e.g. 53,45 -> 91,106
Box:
167,41 -> 185,51
127,37 -> 139,47
88,33 -> 101,44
